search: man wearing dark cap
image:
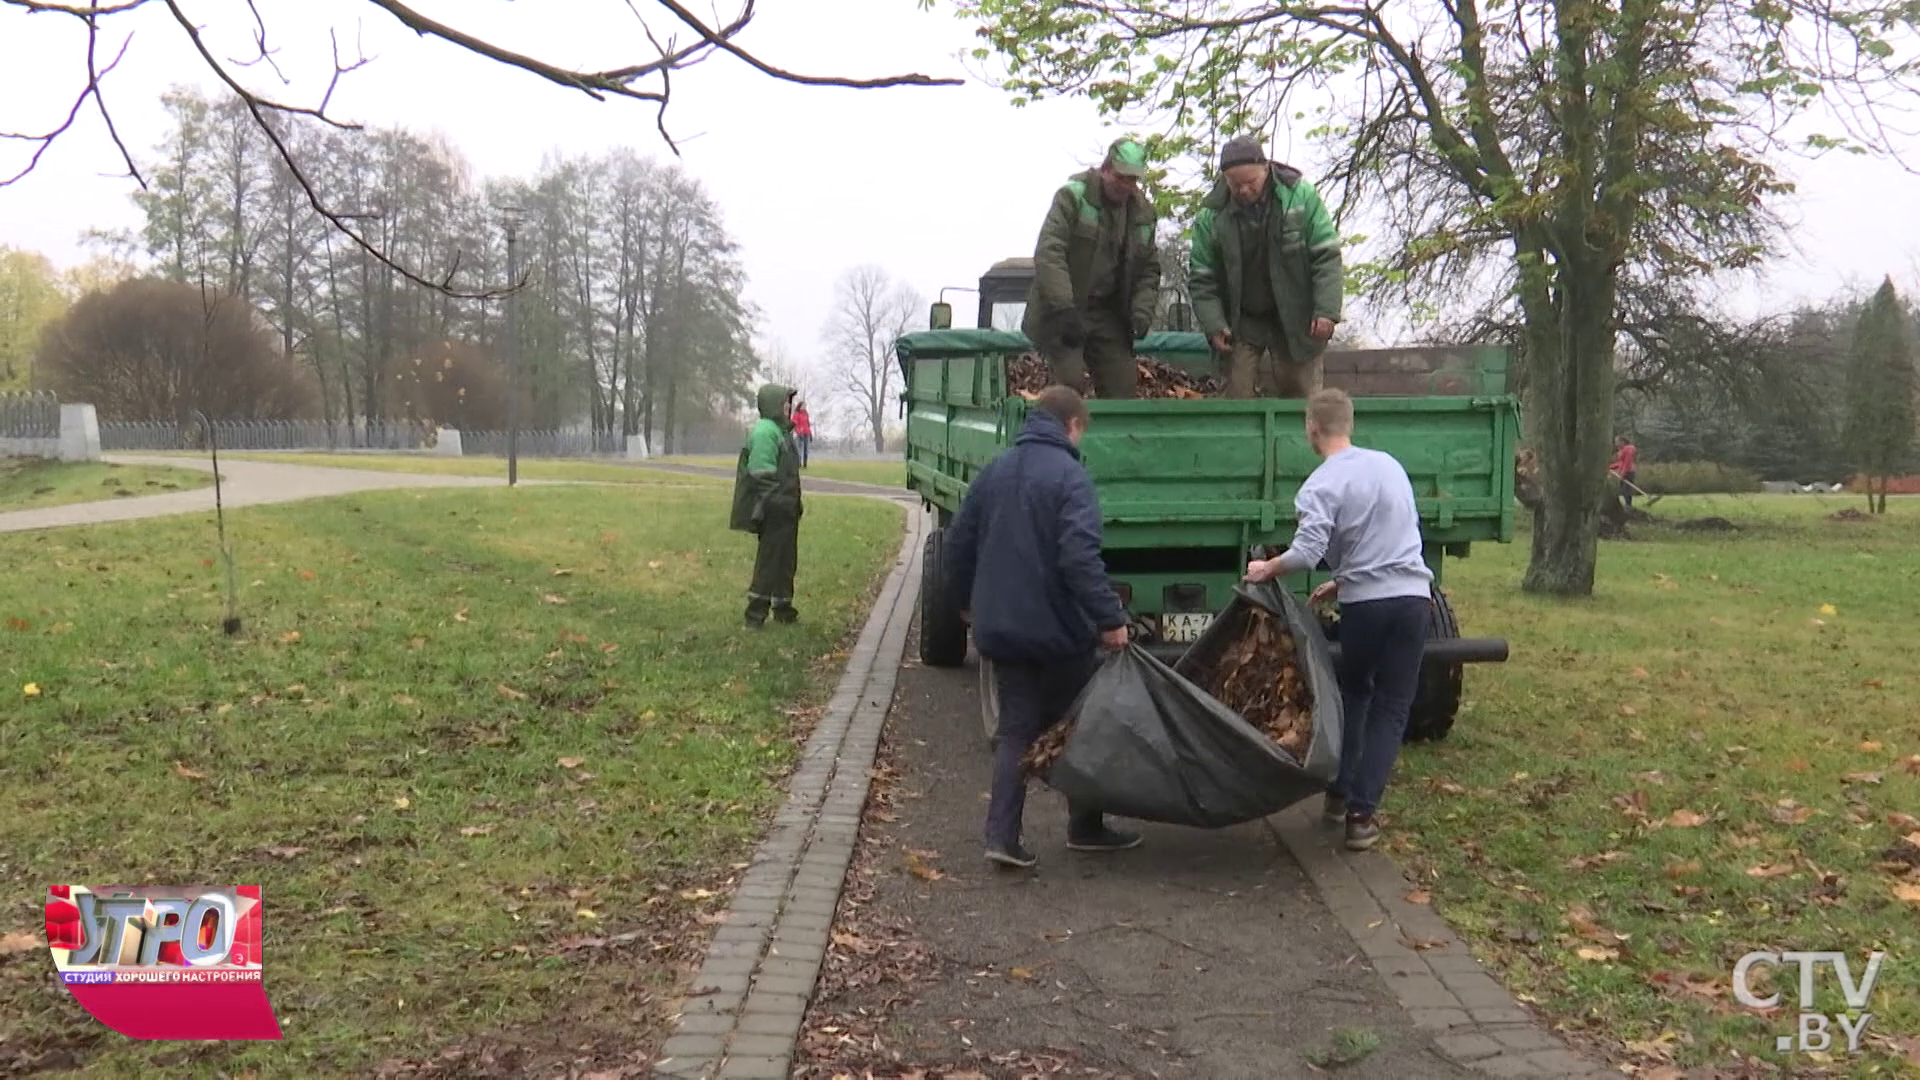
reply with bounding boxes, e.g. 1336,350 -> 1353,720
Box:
1188,136 -> 1344,398
1021,137 -> 1162,399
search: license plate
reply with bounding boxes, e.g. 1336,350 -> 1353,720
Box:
1161,613 -> 1213,644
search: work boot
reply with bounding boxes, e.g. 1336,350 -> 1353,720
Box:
773,605 -> 799,625
745,600 -> 769,629
1067,827 -> 1143,853
1344,814 -> 1381,852
986,842 -> 1037,869
1322,793 -> 1348,823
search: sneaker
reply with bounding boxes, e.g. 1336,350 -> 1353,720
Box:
986,843 -> 1037,869
1322,793 -> 1348,823
1344,814 -> 1381,852
1067,827 -> 1144,853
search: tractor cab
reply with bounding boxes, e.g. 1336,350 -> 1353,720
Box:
927,256 -> 1193,332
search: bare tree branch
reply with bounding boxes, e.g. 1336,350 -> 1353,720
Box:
4,0 -> 964,297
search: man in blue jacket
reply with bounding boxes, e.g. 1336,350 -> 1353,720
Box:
943,385 -> 1139,868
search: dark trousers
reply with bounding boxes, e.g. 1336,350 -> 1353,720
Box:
1619,469 -> 1636,507
745,514 -> 798,620
1043,309 -> 1137,399
1330,596 -> 1429,818
986,655 -> 1106,848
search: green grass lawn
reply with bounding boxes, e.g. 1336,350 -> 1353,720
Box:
0,485 -> 902,1076
658,454 -> 905,488
0,458 -> 211,512
192,452 -> 727,486
1401,494 -> 1920,1075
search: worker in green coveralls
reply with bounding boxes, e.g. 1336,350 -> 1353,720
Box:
730,384 -> 804,627
1021,137 -> 1162,399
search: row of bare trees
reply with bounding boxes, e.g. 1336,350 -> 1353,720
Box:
77,88 -> 753,449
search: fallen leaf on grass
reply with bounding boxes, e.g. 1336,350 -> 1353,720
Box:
0,932 -> 41,955
173,762 -> 207,780
459,825 -> 494,837
1843,771 -> 1884,786
453,608 -> 469,623
278,631 -> 301,644
392,797 -> 411,810
1666,809 -> 1709,828
575,909 -> 597,920
1786,757 -> 1811,773
679,888 -> 716,901
1630,667 -> 1650,678
1567,851 -> 1627,870
1770,802 -> 1816,825
541,594 -> 568,606
1891,882 -> 1920,906
299,570 -> 316,581
1890,812 -> 1920,831
1665,861 -> 1702,879
1746,863 -> 1794,879
551,568 -> 573,577
1009,966 -> 1036,980
392,694 -> 417,707
6,617 -> 30,632
1902,755 -> 1920,776
1819,603 -> 1838,616
264,846 -> 306,860
1575,946 -> 1619,962
1619,704 -> 1639,717
557,757 -> 586,769
1865,679 -> 1885,689
1404,890 -> 1432,905
497,684 -> 527,701
646,561 -> 663,570
1434,780 -> 1467,795
1861,741 -> 1886,753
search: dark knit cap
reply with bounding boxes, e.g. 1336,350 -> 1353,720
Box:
1219,136 -> 1267,170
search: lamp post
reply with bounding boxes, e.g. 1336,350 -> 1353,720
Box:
497,206 -> 526,486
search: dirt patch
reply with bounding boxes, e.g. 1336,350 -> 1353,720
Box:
1672,517 -> 1739,532
1830,508 -> 1871,522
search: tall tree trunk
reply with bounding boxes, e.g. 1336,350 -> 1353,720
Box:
1519,257 -> 1617,595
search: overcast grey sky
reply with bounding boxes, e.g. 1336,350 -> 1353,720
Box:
3,0 -> 1917,381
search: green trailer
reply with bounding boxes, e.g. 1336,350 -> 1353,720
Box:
898,318 -> 1520,743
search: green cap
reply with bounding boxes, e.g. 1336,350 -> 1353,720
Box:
1105,137 -> 1149,178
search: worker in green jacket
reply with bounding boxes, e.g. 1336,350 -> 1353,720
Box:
1188,136 -> 1344,398
729,384 -> 804,627
1021,137 -> 1162,399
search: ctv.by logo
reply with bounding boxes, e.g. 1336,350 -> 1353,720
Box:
1732,950 -> 1887,1055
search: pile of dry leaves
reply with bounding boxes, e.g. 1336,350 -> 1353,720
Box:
1188,607 -> 1315,759
1019,722 -> 1074,777
1005,353 -> 1221,400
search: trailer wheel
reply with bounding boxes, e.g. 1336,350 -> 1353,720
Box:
918,529 -> 969,668
1405,588 -> 1463,743
978,655 -> 1000,743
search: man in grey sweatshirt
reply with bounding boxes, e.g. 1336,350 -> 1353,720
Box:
1244,388 -> 1432,851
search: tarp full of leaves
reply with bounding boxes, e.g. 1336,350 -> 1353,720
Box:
1026,580 -> 1343,829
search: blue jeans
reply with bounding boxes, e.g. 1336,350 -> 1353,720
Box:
1330,596 -> 1430,818
986,655 -> 1106,849
796,435 -> 810,467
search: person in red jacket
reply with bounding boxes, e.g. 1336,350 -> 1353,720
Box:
1609,435 -> 1638,507
791,401 -> 813,469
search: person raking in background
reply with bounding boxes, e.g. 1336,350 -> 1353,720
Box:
729,384 -> 804,628
1609,434 -> 1638,508
792,401 -> 812,469
943,385 -> 1141,868
1244,389 -> 1431,851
